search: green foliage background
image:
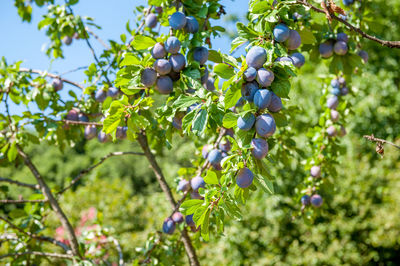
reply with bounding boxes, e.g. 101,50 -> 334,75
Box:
2,0 -> 400,265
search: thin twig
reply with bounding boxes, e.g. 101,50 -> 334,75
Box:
136,131 -> 200,266
363,134 -> 400,149
0,216 -> 71,252
0,199 -> 47,204
0,251 -> 74,260
85,27 -> 110,50
57,151 -> 145,195
62,119 -> 103,127
109,237 -> 124,266
60,66 -> 88,76
296,0 -> 400,48
0,177 -> 40,190
18,68 -> 85,90
16,145 -> 82,258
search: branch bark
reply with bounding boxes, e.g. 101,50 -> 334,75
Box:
136,131 -> 200,266
0,251 -> 74,260
16,145 -> 82,259
0,177 -> 40,190
57,151 -> 145,195
0,199 -> 47,204
296,0 -> 400,48
363,134 -> 400,149
18,68 -> 85,90
0,216 -> 71,252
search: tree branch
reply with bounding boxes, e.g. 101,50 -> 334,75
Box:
109,237 -> 124,266
0,251 -> 74,260
18,68 -> 85,90
62,119 -> 103,126
85,27 -> 110,50
0,177 -> 40,190
0,199 -> 47,204
16,145 -> 82,259
0,216 -> 71,252
57,151 -> 145,195
136,131 -> 200,266
296,0 -> 400,48
363,134 -> 400,149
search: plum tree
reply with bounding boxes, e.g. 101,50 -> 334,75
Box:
3,0 -> 396,264
236,167 -> 254,188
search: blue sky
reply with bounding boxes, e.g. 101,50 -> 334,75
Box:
0,0 -> 248,114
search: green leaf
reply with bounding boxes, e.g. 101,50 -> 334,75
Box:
222,112 -> 238,128
204,171 -> 219,185
230,37 -> 248,53
192,109 -> 208,134
131,35 -> 156,50
180,199 -> 203,215
208,50 -> 223,63
251,1 -> 271,14
193,205 -> 207,226
172,95 -> 202,110
224,86 -> 242,109
254,174 -> 274,194
271,112 -> 288,127
7,141 -> 18,162
201,209 -> 211,241
237,22 -> 259,39
120,53 -> 141,66
271,78 -> 290,98
298,28 -> 316,45
214,64 -> 235,79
